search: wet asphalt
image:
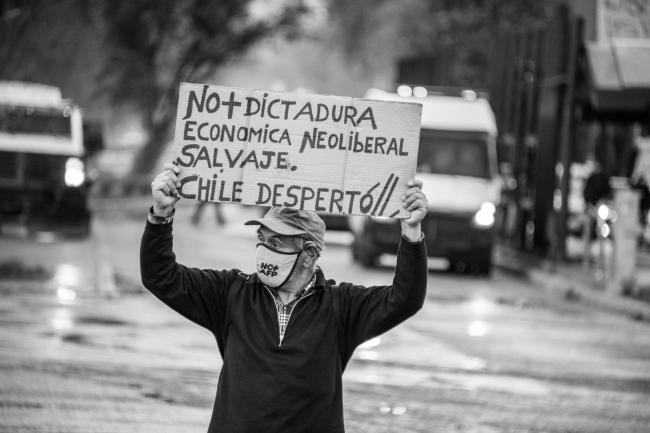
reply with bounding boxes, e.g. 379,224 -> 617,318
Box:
0,200 -> 649,432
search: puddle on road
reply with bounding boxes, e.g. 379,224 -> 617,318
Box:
378,402 -> 407,416
50,307 -> 74,331
353,326 -> 492,373
61,332 -> 93,345
434,372 -> 550,396
346,365 -> 430,387
141,390 -> 177,404
496,296 -> 532,309
346,365 -> 550,396
467,320 -> 490,337
428,292 -> 535,312
462,357 -> 487,370
76,316 -> 129,326
45,307 -> 132,347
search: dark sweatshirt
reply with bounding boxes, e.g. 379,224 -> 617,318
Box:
140,220 -> 427,433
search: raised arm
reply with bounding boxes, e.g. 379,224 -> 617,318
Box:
340,179 -> 428,350
139,163 -> 234,333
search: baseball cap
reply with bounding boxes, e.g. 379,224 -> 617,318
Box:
245,207 -> 325,252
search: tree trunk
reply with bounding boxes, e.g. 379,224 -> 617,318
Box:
132,84 -> 178,176
132,114 -> 173,176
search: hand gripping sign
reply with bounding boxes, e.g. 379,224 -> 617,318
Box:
172,83 -> 422,218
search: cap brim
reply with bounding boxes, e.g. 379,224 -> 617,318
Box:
244,218 -> 307,236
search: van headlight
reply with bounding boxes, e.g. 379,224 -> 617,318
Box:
371,215 -> 394,224
64,157 -> 85,187
473,202 -> 496,228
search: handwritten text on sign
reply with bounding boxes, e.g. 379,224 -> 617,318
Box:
172,83 -> 421,218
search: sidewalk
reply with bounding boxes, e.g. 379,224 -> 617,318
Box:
494,243 -> 650,322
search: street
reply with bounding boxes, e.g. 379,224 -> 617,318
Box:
1,200 -> 649,433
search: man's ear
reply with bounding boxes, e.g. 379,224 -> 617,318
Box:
302,243 -> 320,265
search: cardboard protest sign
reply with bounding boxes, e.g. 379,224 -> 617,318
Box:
172,83 -> 421,218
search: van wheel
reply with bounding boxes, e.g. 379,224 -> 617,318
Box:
450,260 -> 467,274
474,255 -> 493,276
71,219 -> 92,239
468,261 -> 491,276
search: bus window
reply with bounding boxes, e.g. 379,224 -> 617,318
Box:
0,106 -> 72,137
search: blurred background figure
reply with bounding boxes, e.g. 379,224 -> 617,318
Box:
629,128 -> 650,230
581,160 -> 612,272
583,161 -> 611,209
191,201 -> 226,227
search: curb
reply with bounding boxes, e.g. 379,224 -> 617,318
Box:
495,256 -> 650,322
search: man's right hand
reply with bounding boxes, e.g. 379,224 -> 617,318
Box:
151,162 -> 181,216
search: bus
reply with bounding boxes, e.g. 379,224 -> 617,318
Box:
0,81 -> 97,237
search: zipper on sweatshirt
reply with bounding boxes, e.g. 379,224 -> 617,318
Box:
263,286 -> 314,347
279,292 -> 314,346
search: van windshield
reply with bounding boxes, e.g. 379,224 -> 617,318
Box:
0,105 -> 71,137
417,129 -> 491,179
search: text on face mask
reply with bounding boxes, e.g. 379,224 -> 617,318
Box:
259,262 -> 279,277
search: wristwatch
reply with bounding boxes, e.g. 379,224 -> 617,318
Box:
402,231 -> 424,243
148,206 -> 175,224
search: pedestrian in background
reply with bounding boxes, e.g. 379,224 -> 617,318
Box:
140,162 -> 429,433
191,201 -> 226,226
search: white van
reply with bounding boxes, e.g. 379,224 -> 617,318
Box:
350,86 -> 500,273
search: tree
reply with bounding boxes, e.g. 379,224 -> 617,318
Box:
0,0 -> 103,107
327,0 -> 559,88
99,0 -> 307,174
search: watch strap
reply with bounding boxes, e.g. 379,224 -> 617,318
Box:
148,206 -> 175,224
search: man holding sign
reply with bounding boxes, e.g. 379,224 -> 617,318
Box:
141,165 -> 427,432
140,85 -> 427,433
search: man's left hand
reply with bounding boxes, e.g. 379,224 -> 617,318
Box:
401,179 -> 428,241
